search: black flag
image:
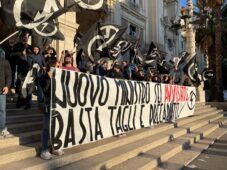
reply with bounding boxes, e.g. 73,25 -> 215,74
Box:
64,0 -> 104,10
78,22 -> 127,62
0,0 -> 75,40
183,55 -> 201,85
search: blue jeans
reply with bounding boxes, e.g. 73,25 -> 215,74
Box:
41,113 -> 50,151
0,95 -> 6,132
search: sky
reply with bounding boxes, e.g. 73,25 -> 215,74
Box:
180,0 -> 196,7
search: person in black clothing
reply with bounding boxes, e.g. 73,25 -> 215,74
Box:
43,47 -> 56,63
2,38 -> 16,87
99,61 -> 108,76
39,56 -> 64,160
15,46 -> 30,109
107,64 -> 124,79
122,61 -> 131,80
28,46 -> 46,104
162,75 -> 170,84
0,48 -> 12,137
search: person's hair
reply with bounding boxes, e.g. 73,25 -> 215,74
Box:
46,56 -> 58,72
63,53 -> 73,65
33,45 -> 40,53
61,50 -> 69,54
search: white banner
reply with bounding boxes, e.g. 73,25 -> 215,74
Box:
50,68 -> 196,150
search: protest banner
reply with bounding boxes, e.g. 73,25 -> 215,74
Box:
51,68 -> 196,150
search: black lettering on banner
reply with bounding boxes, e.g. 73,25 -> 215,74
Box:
116,106 -> 123,134
52,70 -> 67,109
158,103 -> 164,123
78,73 -> 89,107
128,106 -> 134,130
146,83 -> 150,104
65,71 -> 78,108
122,81 -> 128,105
79,108 -> 86,144
154,84 -> 162,103
114,80 -> 120,105
162,104 -> 167,121
149,104 -> 154,126
125,83 -> 131,105
138,82 -> 142,104
85,107 -> 93,141
95,107 -> 103,140
140,105 -> 145,128
121,81 -> 127,105
141,83 -> 146,104
64,109 -> 76,148
166,103 -> 173,121
133,105 -> 137,129
108,106 -> 117,136
128,81 -> 134,105
89,75 -> 100,107
134,82 -> 138,105
122,106 -> 129,131
150,104 -> 158,124
99,77 -> 109,106
51,110 -> 64,150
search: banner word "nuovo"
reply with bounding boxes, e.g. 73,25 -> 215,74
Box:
51,68 -> 196,150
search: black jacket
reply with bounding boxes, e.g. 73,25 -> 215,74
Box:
0,59 -> 12,92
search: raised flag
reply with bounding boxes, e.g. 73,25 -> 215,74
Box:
0,0 -> 75,40
78,22 -> 127,62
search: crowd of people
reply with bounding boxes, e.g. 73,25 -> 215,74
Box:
0,32 -> 192,160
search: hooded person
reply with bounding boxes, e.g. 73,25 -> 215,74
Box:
26,46 -> 46,105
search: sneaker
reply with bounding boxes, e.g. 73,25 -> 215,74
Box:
52,149 -> 64,156
40,150 -> 52,160
0,128 -> 11,138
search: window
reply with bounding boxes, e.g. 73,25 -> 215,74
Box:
181,41 -> 184,50
130,0 -> 136,4
129,24 -> 137,37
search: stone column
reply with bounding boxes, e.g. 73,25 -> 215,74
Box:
182,0 -> 205,102
51,0 -> 79,55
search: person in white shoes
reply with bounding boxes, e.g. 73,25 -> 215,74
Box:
39,56 -> 64,160
0,48 -> 12,138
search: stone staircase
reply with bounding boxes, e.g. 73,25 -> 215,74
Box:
0,95 -> 227,170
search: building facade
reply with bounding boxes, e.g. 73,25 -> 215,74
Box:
52,0 -> 184,61
149,0 -> 184,61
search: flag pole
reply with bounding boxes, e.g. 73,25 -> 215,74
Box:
0,30 -> 20,45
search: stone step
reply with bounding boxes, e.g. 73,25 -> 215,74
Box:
7,121 -> 43,134
6,106 -> 41,115
0,143 -> 39,166
176,109 -> 223,127
178,113 -> 223,132
6,102 -> 39,109
194,105 -> 215,114
195,102 -> 206,107
6,114 -> 42,124
110,118 -> 227,170
19,114 -> 224,170
57,117 -> 224,170
0,130 -> 41,149
155,123 -> 227,170
0,110 -> 223,170
194,107 -> 218,115
194,104 -> 211,111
